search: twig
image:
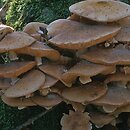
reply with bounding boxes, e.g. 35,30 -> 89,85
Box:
13,102 -> 63,130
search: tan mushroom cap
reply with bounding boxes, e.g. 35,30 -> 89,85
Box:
61,111 -> 91,130
31,94 -> 62,107
116,16 -> 130,27
61,60 -> 115,87
56,82 -> 107,103
0,31 -> 36,53
115,27 -> 130,42
0,24 -> 14,41
0,61 -> 36,78
0,78 -> 11,89
47,19 -> 120,50
92,83 -> 130,106
15,41 -> 60,61
69,0 -> 130,22
23,22 -> 47,35
105,72 -> 130,84
5,70 -> 45,98
1,95 -> 36,107
80,44 -> 130,65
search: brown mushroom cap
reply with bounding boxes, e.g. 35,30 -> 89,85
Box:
61,111 -> 91,130
5,70 -> 45,98
0,24 -> 14,41
15,41 -> 60,61
69,0 -> 130,22
0,61 -> 36,78
31,94 -> 62,107
115,27 -> 130,42
0,31 -> 36,52
0,78 -> 11,89
80,44 -> 130,65
47,19 -> 120,50
61,60 -> 115,87
23,22 -> 47,35
1,95 -> 36,107
92,83 -> 130,106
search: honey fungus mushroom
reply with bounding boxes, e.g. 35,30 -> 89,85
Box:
69,0 -> 130,22
47,19 -> 120,50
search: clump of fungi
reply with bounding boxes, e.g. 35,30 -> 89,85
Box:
1,0 -> 130,129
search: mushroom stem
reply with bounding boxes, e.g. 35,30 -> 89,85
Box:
11,77 -> 20,85
35,57 -> 42,66
9,51 -> 18,61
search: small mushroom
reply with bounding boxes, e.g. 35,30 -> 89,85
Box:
61,110 -> 91,130
69,0 -> 130,22
47,19 -> 120,50
5,70 -> 45,98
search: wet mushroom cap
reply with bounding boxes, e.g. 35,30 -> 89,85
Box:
5,70 -> 45,98
47,19 -> 120,50
0,61 -> 36,78
80,44 -> 130,65
0,31 -> 36,52
69,0 -> 130,22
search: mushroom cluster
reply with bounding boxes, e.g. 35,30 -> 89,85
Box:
1,0 -> 130,129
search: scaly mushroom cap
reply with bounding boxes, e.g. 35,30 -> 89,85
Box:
80,44 -> 130,65
0,78 -> 11,89
61,60 -> 115,87
0,61 -> 36,78
0,31 -> 36,52
92,83 -> 130,106
105,72 -> 130,84
69,0 -> 130,22
0,24 -> 14,41
5,70 -> 45,98
61,111 -> 91,130
15,41 -> 60,61
23,22 -> 47,35
55,82 -> 107,103
31,94 -> 62,107
1,95 -> 36,107
47,19 -> 120,50
115,27 -> 130,42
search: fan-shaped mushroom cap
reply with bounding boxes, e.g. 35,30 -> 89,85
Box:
23,22 -> 47,35
90,112 -> 115,128
116,16 -> 130,27
0,61 -> 36,78
1,95 -> 36,107
69,0 -> 130,22
80,44 -> 130,65
61,111 -> 91,130
15,41 -> 60,61
115,27 -> 130,42
47,19 -> 120,50
31,94 -> 62,107
5,70 -> 45,98
105,72 -> 130,84
92,83 -> 130,106
61,60 -> 115,87
55,82 -> 107,103
0,24 -> 14,41
0,31 -> 36,52
0,78 -> 11,89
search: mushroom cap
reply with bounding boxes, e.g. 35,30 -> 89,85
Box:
1,95 -> 36,107
5,70 -> 45,98
0,61 -> 36,78
61,111 -> 91,130
15,41 -> 60,61
58,82 -> 107,103
47,19 -> 120,50
0,31 -> 36,52
31,94 -> 62,107
92,83 -> 130,106
116,16 -> 130,27
103,105 -> 117,113
0,78 -> 11,89
80,44 -> 130,65
67,14 -> 80,22
61,60 -> 115,87
69,0 -> 130,22
23,22 -> 47,35
115,27 -> 130,42
0,24 -> 14,41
